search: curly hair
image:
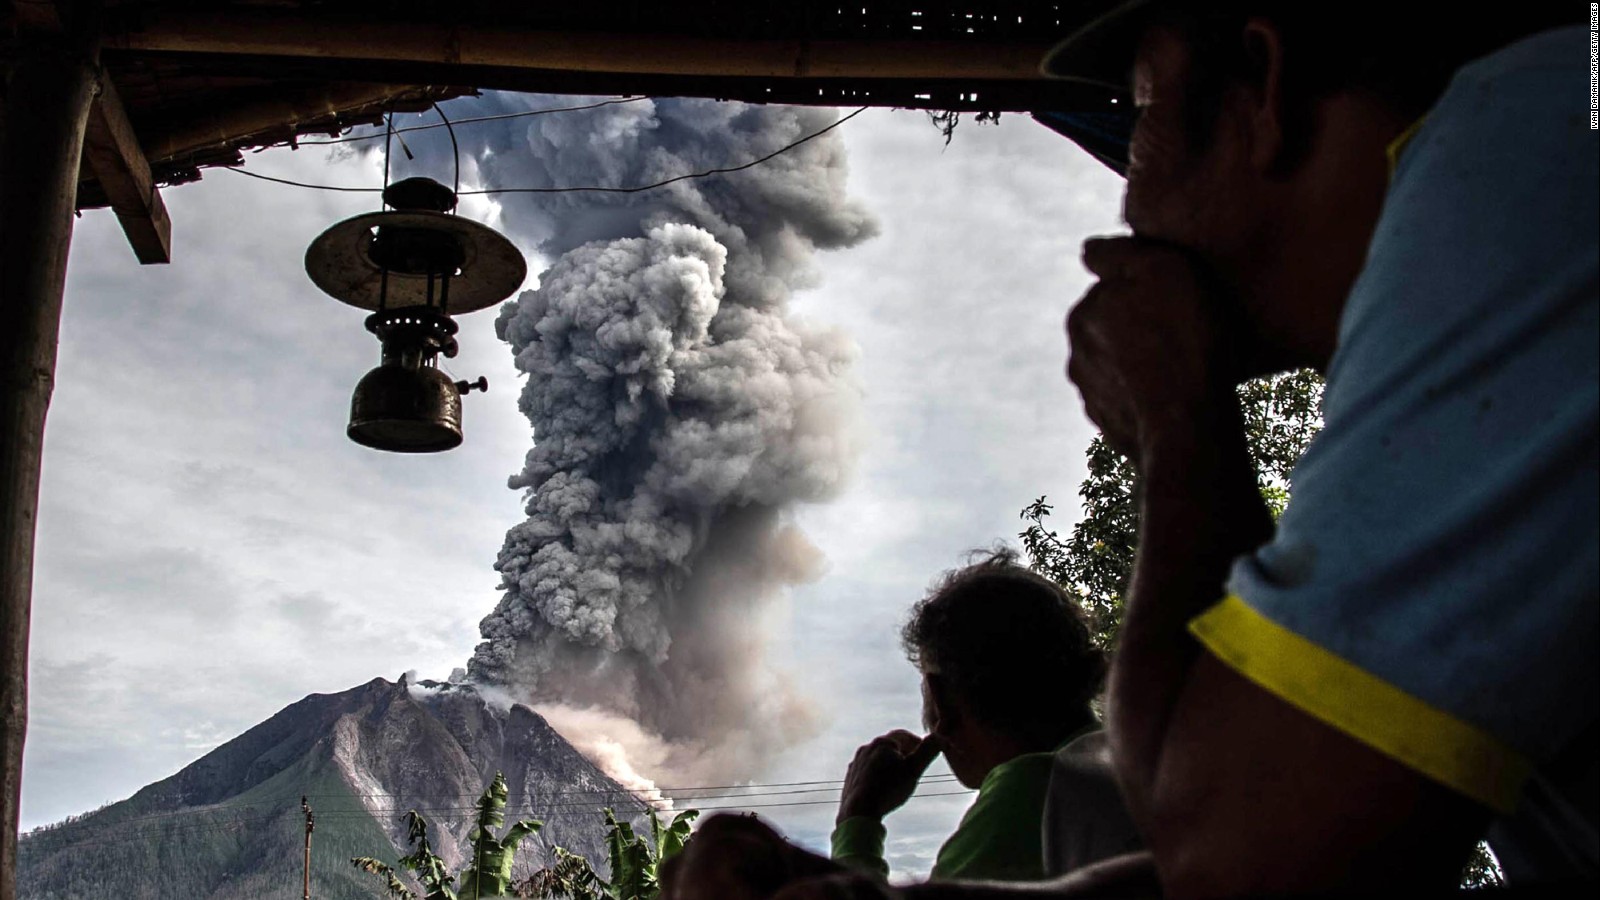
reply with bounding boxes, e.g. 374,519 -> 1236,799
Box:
901,549 -> 1106,749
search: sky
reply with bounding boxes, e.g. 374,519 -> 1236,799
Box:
20,97 -> 1123,876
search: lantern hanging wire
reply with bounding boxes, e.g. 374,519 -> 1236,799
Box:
434,102 -> 461,200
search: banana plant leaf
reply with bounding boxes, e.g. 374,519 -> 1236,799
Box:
398,810 -> 458,900
518,846 -> 607,900
650,809 -> 697,862
351,856 -> 417,900
458,772 -> 542,898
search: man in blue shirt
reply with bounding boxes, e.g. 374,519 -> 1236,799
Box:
1053,8 -> 1596,894
662,5 -> 1594,897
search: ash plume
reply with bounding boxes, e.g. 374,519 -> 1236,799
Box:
462,97 -> 876,785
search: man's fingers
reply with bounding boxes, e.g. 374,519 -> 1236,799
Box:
907,735 -> 943,772
1081,234 -> 1143,278
882,729 -> 922,754
1082,233 -> 1195,280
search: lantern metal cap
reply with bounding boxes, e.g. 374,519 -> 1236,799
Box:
304,210 -> 526,314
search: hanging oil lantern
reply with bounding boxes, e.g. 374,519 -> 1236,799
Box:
304,175 -> 525,452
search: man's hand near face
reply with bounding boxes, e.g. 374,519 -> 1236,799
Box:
1066,236 -> 1240,464
838,730 -> 943,825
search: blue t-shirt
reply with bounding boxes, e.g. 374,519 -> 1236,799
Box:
1189,25 -> 1598,884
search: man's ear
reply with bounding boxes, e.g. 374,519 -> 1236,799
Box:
1238,17 -> 1289,173
924,674 -> 958,737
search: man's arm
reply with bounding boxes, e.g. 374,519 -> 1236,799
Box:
832,730 -> 942,878
1142,653 -> 1491,893
1097,397 -> 1270,827
1069,237 -> 1491,895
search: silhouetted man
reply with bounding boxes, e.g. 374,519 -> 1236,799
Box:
829,552 -> 1133,881
663,3 -> 1595,897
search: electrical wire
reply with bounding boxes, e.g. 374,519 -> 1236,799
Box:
630,789 -> 975,813
434,101 -> 461,199
18,787 -> 975,854
17,813 -> 288,853
321,782 -> 964,812
312,787 -> 977,819
221,107 -> 870,197
309,772 -> 961,800
296,96 -> 648,147
23,774 -> 960,839
21,774 -> 963,844
382,110 -> 394,206
462,107 -> 868,196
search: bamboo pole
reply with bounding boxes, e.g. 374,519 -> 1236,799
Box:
0,7 -> 100,900
105,10 -> 1054,82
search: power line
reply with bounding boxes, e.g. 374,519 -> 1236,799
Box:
223,167 -> 380,193
315,787 -> 976,819
24,773 -> 962,840
296,97 -> 649,147
20,801 -> 286,835
686,789 -> 975,812
24,768 -> 961,832
21,774 -> 962,845
221,107 -> 870,197
463,107 -> 867,196
19,787 -> 975,855
324,782 -> 952,814
17,813 -> 289,854
307,771 -> 961,801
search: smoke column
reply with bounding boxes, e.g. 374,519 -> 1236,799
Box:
462,97 -> 877,785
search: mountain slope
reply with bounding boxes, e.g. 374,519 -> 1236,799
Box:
18,676 -> 648,899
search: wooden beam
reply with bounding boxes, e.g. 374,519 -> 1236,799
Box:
142,82 -> 434,167
0,16 -> 99,900
81,75 -> 170,264
105,10 -> 1055,82
8,0 -> 62,32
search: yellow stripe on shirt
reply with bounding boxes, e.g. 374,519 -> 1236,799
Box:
1189,595 -> 1530,813
1386,115 -> 1428,181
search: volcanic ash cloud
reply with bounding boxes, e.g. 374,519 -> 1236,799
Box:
466,99 -> 877,785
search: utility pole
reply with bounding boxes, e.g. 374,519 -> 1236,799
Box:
301,796 -> 314,900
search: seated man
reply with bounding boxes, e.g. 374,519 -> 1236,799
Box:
830,551 -> 1136,881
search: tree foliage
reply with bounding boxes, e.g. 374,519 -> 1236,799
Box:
351,857 -> 418,900
354,773 -> 543,900
517,847 -> 608,900
1020,370 -> 1325,648
519,808 -> 697,900
1461,842 -> 1504,889
924,109 -> 1002,146
352,809 -> 458,900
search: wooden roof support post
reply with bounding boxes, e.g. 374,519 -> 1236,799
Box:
82,75 -> 172,264
0,4 -> 100,899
